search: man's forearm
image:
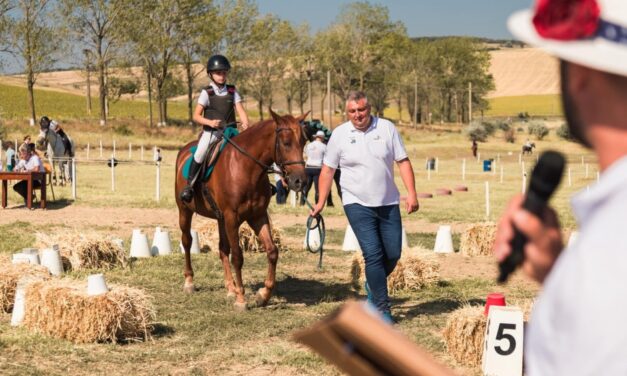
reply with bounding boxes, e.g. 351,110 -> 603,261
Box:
316,165 -> 336,206
398,159 -> 417,196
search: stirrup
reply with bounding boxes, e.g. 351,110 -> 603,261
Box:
180,185 -> 194,203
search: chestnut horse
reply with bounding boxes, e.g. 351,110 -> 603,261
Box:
175,110 -> 308,310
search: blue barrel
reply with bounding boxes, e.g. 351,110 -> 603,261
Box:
483,160 -> 492,172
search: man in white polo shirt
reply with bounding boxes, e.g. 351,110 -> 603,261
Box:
301,130 -> 326,206
311,91 -> 419,322
13,143 -> 44,207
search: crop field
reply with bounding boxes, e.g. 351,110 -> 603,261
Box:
486,94 -> 562,117
0,121 -> 596,375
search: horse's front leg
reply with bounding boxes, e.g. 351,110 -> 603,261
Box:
217,219 -> 237,298
224,212 -> 246,311
248,213 -> 278,307
179,207 -> 195,293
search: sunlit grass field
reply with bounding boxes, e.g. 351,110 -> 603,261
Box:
486,94 -> 562,117
0,122 -> 595,375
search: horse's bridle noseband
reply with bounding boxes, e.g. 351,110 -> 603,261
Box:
223,123 -> 305,177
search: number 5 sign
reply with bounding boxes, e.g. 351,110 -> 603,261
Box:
481,306 -> 524,376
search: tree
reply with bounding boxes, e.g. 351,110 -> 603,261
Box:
174,0 -> 217,125
0,0 -> 14,68
3,0 -> 61,126
57,0 -> 124,126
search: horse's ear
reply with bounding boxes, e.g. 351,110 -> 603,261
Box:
296,112 -> 310,124
269,108 -> 282,125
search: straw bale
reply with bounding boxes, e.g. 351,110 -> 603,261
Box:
443,300 -> 535,367
442,305 -> 486,367
350,248 -> 440,293
0,262 -> 51,312
196,221 -> 287,253
459,223 -> 497,256
36,231 -> 127,270
22,279 -> 155,344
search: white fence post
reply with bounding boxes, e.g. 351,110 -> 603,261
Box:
462,159 -> 466,181
156,161 -> 161,201
141,145 -> 144,161
71,158 -> 77,199
435,157 -> 439,173
485,181 -> 490,219
128,143 -> 132,160
113,140 -> 116,158
522,173 -> 527,195
87,143 -> 90,160
111,156 -> 115,192
99,139 -> 103,158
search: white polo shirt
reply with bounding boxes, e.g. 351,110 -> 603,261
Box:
525,155 -> 627,375
197,82 -> 242,107
15,154 -> 44,172
323,116 -> 408,207
305,140 -> 326,167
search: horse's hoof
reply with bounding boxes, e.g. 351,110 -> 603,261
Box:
255,288 -> 270,307
233,301 -> 247,312
183,283 -> 195,294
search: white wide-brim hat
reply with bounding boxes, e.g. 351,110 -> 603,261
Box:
315,130 -> 325,138
508,0 -> 627,77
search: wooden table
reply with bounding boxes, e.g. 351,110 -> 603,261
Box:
0,171 -> 46,209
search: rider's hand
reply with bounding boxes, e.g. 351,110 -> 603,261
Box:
208,119 -> 222,128
405,193 -> 419,214
310,201 -> 325,218
241,121 -> 249,130
493,194 -> 563,284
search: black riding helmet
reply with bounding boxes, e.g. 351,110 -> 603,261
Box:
40,116 -> 51,129
206,55 -> 231,73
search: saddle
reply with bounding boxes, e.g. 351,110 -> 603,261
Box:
182,127 -> 239,181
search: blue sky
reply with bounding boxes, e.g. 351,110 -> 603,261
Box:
257,0 -> 533,39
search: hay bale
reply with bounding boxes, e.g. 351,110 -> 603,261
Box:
197,221 -> 287,253
22,278 -> 155,343
350,249 -> 439,293
459,223 -> 497,256
36,231 -> 127,270
0,262 -> 51,312
443,305 -> 486,367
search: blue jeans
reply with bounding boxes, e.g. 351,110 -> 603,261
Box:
344,203 -> 402,313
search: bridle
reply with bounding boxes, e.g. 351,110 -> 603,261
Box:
223,122 -> 305,177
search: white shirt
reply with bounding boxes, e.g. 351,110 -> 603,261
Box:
526,156 -> 627,376
323,117 -> 407,207
197,82 -> 242,107
305,140 -> 326,167
15,154 -> 44,172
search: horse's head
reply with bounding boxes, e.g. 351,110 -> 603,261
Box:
36,128 -> 49,150
270,109 -> 308,192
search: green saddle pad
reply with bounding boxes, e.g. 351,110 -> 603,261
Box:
182,127 -> 239,181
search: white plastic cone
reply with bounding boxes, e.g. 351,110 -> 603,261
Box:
152,228 -> 172,256
434,225 -> 454,254
130,229 -> 152,258
568,231 -> 579,248
303,227 -> 321,249
12,252 -> 40,265
41,248 -> 64,275
87,273 -> 109,296
342,224 -> 360,252
180,230 -> 200,254
402,226 -> 410,249
10,280 -> 28,326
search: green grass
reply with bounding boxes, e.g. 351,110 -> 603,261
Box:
0,82 -> 188,121
487,94 -> 562,117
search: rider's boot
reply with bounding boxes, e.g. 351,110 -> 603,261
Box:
180,160 -> 202,203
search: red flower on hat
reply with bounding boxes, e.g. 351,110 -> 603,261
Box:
533,0 -> 601,40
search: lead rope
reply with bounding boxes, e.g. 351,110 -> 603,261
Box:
303,198 -> 325,270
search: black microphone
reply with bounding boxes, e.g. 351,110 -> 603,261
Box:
497,150 -> 565,283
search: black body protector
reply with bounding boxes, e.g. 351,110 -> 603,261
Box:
202,84 -> 237,131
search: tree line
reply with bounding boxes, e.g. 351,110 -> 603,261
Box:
0,0 -> 494,127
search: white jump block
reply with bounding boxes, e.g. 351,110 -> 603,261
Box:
482,306 -> 524,376
342,224 -> 360,252
434,225 -> 454,254
130,229 -> 152,258
12,252 -> 40,265
10,279 -> 28,326
152,227 -> 173,256
180,230 -> 200,254
41,248 -> 64,276
87,273 -> 109,296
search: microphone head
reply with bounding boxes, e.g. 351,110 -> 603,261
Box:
529,151 -> 566,201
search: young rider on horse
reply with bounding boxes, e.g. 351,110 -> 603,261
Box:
180,54 -> 250,203
40,116 -> 74,157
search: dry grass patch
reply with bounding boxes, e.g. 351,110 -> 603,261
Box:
35,231 -> 127,270
22,278 -> 155,343
460,224 -> 497,256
